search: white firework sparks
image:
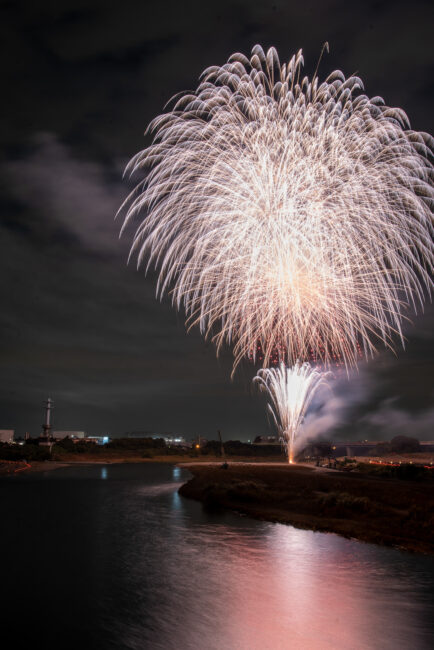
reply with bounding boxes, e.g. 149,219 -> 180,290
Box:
255,362 -> 329,463
120,44 -> 433,371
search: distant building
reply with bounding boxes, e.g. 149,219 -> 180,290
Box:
53,431 -> 86,439
164,435 -> 188,447
85,436 -> 110,445
124,431 -> 188,446
0,429 -> 14,443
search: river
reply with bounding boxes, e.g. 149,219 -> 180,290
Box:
1,463 -> 433,650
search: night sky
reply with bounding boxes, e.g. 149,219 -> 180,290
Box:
1,0 -> 433,440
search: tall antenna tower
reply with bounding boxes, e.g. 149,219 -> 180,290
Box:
42,397 -> 53,438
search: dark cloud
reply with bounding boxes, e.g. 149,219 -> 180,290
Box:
0,0 -> 432,439
4,133 -> 125,257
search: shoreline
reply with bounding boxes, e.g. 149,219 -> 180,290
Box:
178,463 -> 434,555
0,460 -> 71,476
0,455 -> 287,476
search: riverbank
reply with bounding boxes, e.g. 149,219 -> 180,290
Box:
0,456 -> 191,476
0,455 -> 287,475
178,463 -> 434,554
0,460 -> 71,476
51,453 -> 286,464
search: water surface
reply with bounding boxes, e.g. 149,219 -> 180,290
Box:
1,463 -> 433,650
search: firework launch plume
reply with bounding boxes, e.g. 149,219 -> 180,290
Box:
255,362 -> 329,463
120,44 -> 433,371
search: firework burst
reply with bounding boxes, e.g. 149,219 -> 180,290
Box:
120,45 -> 433,372
255,362 -> 329,463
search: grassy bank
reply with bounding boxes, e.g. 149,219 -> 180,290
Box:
179,463 -> 434,554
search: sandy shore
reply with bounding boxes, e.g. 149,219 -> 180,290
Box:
178,463 -> 434,555
0,460 -> 72,476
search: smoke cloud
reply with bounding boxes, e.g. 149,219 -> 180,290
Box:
359,399 -> 434,439
296,364 -> 434,449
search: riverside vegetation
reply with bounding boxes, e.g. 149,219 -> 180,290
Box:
0,438 -> 286,464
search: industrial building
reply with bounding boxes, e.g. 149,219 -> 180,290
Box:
53,431 -> 86,439
0,429 -> 14,443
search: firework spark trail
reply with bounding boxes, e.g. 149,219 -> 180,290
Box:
120,45 -> 433,372
255,362 -> 329,463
